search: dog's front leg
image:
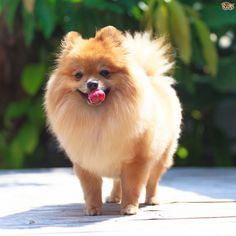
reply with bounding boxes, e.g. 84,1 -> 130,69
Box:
74,164 -> 103,216
120,157 -> 150,215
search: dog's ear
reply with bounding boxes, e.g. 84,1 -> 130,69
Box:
95,26 -> 123,46
57,31 -> 81,62
61,31 -> 81,51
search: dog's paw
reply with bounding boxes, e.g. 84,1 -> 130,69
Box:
121,204 -> 138,215
105,195 -> 121,204
145,197 -> 160,206
145,196 -> 160,205
84,206 -> 102,216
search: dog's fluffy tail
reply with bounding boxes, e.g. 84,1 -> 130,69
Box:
124,32 -> 174,81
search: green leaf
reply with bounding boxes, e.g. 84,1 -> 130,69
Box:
0,0 -> 7,15
21,63 -> 46,96
192,17 -> 218,77
16,123 -> 39,155
70,0 -> 82,2
28,99 -> 45,128
143,0 -> 157,31
22,0 -> 35,13
190,26 -> 205,66
167,0 -> 191,64
83,0 -> 123,13
35,0 -> 56,38
8,138 -> 25,168
131,6 -> 142,21
4,100 -> 30,127
6,121 -> 40,168
5,0 -> 20,32
155,2 -> 169,36
22,9 -> 35,45
0,132 -> 7,155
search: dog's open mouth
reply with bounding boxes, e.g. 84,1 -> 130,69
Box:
76,88 -> 110,105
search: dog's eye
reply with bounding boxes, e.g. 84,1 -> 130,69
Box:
74,72 -> 83,80
99,69 -> 110,78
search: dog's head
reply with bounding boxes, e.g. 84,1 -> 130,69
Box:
50,26 -> 138,107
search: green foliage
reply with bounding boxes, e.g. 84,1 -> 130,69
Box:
167,0 -> 191,64
1,97 -> 45,168
192,17 -> 218,76
4,0 -> 20,32
21,63 -> 46,96
1,0 -> 140,44
9,123 -> 39,168
144,0 -> 218,77
1,60 -> 46,168
4,100 -> 30,128
155,2 -> 168,35
0,0 -> 235,168
35,0 -> 56,38
22,8 -> 35,45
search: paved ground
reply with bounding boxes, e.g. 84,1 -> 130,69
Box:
0,168 -> 236,235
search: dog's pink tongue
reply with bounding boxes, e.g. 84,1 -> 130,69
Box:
88,89 -> 105,104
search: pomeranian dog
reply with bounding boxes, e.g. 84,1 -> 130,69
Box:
44,26 -> 182,215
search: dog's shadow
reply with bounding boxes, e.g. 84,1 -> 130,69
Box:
0,202 -> 161,229
0,203 -> 126,229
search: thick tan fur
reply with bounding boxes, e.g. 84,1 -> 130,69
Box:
44,26 -> 182,215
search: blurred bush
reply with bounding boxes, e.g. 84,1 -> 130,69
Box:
0,0 -> 235,168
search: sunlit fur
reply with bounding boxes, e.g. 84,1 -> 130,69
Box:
44,26 -> 182,215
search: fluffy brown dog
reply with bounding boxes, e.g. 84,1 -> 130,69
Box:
44,26 -> 182,215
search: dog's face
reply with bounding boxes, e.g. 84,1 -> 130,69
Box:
52,26 -> 137,108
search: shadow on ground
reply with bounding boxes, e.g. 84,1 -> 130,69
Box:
0,203 -> 125,229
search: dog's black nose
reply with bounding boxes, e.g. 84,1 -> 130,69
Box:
87,81 -> 98,90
